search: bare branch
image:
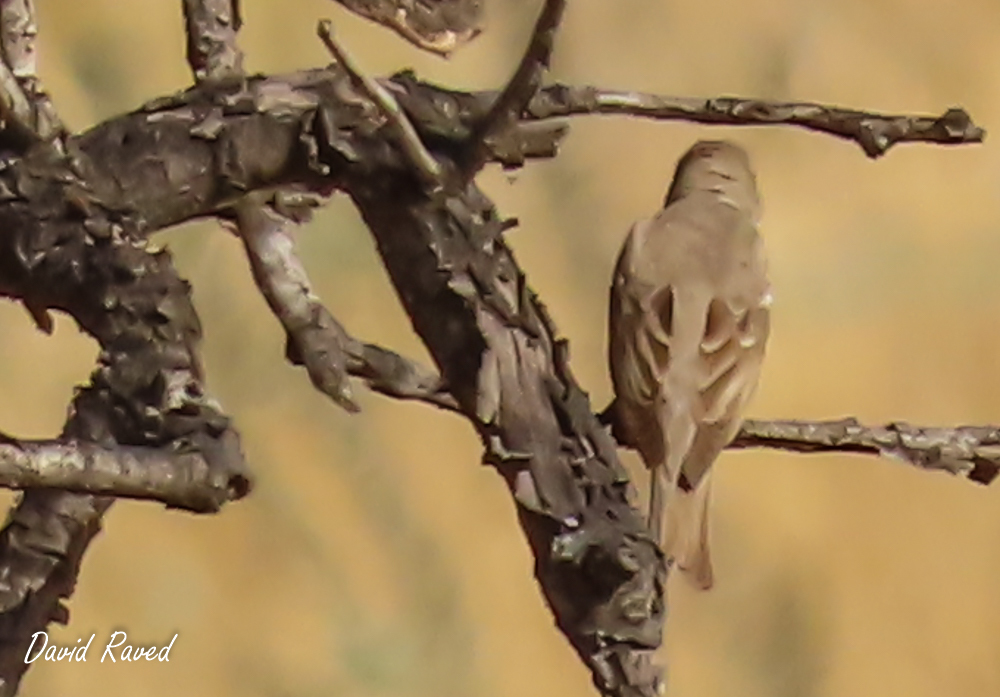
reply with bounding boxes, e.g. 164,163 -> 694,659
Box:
601,401 -> 1000,485
0,0 -> 34,80
233,193 -> 457,413
318,19 -> 443,190
328,0 -> 484,56
460,0 -> 565,179
0,0 -> 62,143
731,418 -> 1000,484
0,60 -> 978,695
345,342 -> 459,412
182,0 -> 243,82
0,435 -> 248,512
521,86 -> 986,157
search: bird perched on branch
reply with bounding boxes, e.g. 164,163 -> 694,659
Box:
607,140 -> 772,589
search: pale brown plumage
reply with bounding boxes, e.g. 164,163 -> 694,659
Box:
608,140 -> 772,590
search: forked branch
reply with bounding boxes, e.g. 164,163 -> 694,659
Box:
233,192 -> 457,414
460,0 -> 566,179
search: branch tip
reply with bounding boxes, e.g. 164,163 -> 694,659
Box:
460,0 -> 566,179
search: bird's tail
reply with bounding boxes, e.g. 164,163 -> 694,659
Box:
650,468 -> 714,590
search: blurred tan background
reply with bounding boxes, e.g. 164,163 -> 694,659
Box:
5,0 -> 1000,695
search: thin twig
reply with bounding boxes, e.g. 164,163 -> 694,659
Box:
731,418 -> 1000,483
460,0 -> 566,179
317,19 -> 443,190
328,0 -> 484,57
600,403 -> 1000,484
520,86 -> 986,157
233,193 -> 457,414
182,0 -> 243,82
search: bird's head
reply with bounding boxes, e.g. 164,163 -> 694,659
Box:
663,140 -> 761,221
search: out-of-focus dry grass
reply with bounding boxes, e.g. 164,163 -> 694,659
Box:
7,0 -> 1000,695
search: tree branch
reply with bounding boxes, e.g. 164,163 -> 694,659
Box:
520,86 -> 986,157
318,19 -> 443,191
182,0 -> 243,82
0,435 -> 248,511
731,418 -> 1000,484
600,403 -> 1000,485
328,0 -> 484,57
460,0 -> 565,179
233,191 -> 457,413
0,3 -> 252,692
0,0 -> 62,143
384,73 -> 985,166
0,57 -> 981,696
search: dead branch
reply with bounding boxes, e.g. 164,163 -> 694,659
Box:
0,9 -> 983,693
234,191 -> 458,412
318,19 -> 443,190
384,72 -> 986,165
732,418 -> 1000,484
182,0 -> 243,82
329,0 -> 484,56
520,86 -> 985,157
0,0 -> 61,142
460,0 -> 565,179
0,435 -> 247,510
0,3 -> 250,693
600,403 -> 1000,485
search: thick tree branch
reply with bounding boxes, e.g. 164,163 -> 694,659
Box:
0,4 -> 252,692
460,0 -> 565,179
351,172 -> 664,697
519,86 -> 986,157
329,0 -> 484,56
0,435 -> 248,510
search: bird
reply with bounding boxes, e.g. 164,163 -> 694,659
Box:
607,140 -> 772,590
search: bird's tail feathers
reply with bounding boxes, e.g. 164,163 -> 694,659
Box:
652,467 -> 714,590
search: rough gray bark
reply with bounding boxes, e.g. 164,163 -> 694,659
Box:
0,1 -> 986,696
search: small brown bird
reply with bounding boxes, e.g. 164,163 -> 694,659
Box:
607,140 -> 772,589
